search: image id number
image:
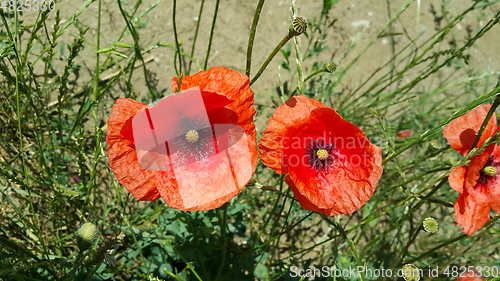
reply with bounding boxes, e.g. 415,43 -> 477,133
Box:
0,0 -> 55,12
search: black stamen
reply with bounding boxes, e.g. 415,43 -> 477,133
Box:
305,139 -> 337,174
170,116 -> 216,164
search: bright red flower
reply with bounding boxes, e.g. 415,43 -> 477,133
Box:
456,271 -> 485,281
106,66 -> 258,211
259,95 -> 383,216
397,129 -> 411,138
443,104 -> 500,235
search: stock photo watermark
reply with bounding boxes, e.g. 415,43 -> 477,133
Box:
1,0 -> 55,12
289,265 -> 500,280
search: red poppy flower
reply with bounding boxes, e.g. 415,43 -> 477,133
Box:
106,66 -> 258,211
397,129 -> 411,138
258,95 -> 383,216
443,104 -> 500,235
456,271 -> 485,281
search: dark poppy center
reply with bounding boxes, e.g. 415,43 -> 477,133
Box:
479,155 -> 499,185
172,116 -> 216,163
305,139 -> 337,174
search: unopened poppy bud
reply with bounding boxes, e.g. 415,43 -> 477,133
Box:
289,17 -> 307,37
324,62 -> 337,73
423,217 -> 438,233
76,222 -> 98,251
402,264 -> 420,281
484,166 -> 498,176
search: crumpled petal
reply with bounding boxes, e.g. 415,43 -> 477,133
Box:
486,145 -> 500,213
285,175 -> 341,216
259,95 -> 327,175
160,66 -> 257,210
449,166 -> 466,193
443,104 -> 497,156
464,147 -> 495,188
155,125 -> 253,211
454,185 -> 491,236
172,66 -> 257,172
106,98 -> 161,201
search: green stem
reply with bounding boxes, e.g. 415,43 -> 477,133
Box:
246,0 -> 265,77
182,213 -> 209,279
304,68 -> 325,82
383,83 -> 500,164
64,251 -> 85,281
188,0 -> 205,75
173,0 -> 182,77
204,0 -> 220,70
215,205 -> 228,281
250,34 -> 292,86
117,0 -> 153,97
321,216 -> 364,281
87,0 -> 102,220
11,0 -> 47,255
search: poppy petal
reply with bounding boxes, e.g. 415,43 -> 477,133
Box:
449,166 -> 466,193
155,125 -> 252,211
259,95 -> 327,175
106,98 -> 161,201
285,175 -> 341,216
487,180 -> 500,214
145,66 -> 257,210
487,145 -> 500,213
443,104 -> 497,156
454,186 -> 490,236
173,66 -> 258,174
464,147 -> 495,189
107,67 -> 257,211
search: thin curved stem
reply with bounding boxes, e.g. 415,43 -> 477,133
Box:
173,0 -> 182,77
204,0 -> 221,70
215,205 -> 228,281
304,68 -> 325,82
188,0 -> 205,75
250,34 -> 292,86
246,0 -> 265,77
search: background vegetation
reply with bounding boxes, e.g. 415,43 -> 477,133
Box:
1,0 -> 500,280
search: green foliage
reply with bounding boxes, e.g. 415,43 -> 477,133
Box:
1,0 -> 500,280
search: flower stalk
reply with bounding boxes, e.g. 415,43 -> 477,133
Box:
250,17 -> 307,86
246,0 -> 266,77
304,62 -> 337,82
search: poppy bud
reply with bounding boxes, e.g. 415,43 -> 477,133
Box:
402,264 -> 420,281
76,222 -> 98,251
423,217 -> 438,233
288,17 -> 307,37
324,62 -> 337,73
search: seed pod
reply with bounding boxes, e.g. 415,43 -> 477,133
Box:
76,222 -> 99,251
324,62 -> 337,73
288,17 -> 307,37
423,217 -> 438,233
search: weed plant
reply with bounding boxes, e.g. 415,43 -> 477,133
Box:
1,0 -> 500,280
